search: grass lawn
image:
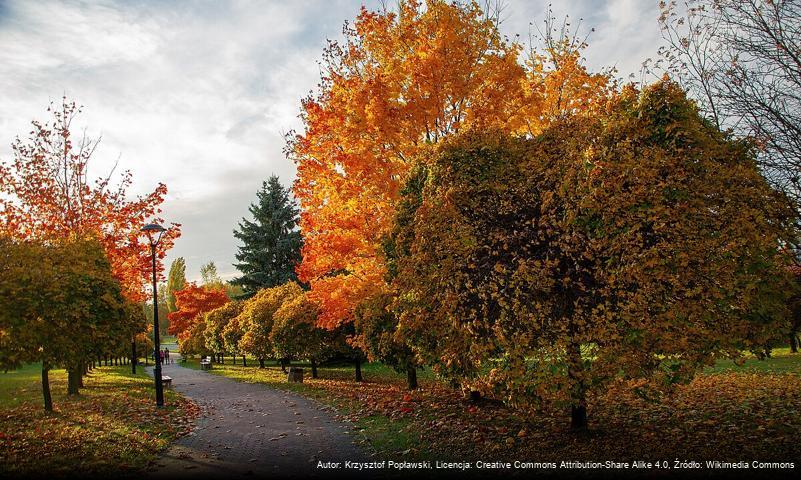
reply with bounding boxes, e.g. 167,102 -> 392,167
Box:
704,347 -> 801,374
0,363 -> 199,477
181,351 -> 801,463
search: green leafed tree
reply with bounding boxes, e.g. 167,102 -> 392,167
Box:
166,257 -> 186,313
232,175 -> 302,297
200,261 -> 223,287
271,287 -> 343,377
0,237 -> 131,410
236,282 -> 302,369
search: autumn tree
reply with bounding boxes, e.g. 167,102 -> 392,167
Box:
168,282 -> 229,346
0,237 -> 131,410
354,290 -> 421,389
237,283 -> 302,370
221,315 -> 246,365
289,0 -> 612,335
179,321 -> 211,359
0,98 -> 179,302
392,81 -> 793,430
271,288 -> 336,376
659,0 -> 801,219
204,301 -> 245,363
232,176 -> 303,298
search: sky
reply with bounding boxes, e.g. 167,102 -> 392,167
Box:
0,0 -> 662,282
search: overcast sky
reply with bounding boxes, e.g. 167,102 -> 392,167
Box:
0,0 -> 662,282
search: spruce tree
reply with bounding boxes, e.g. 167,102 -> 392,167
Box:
232,175 -> 302,297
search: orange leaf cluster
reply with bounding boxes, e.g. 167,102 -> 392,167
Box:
290,0 -> 613,329
167,283 -> 229,340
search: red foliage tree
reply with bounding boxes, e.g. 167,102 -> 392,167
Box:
167,283 -> 229,342
0,98 -> 179,301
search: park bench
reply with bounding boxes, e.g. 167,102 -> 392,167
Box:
162,375 -> 172,388
200,357 -> 212,370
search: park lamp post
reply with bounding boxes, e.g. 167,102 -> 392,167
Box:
141,222 -> 166,407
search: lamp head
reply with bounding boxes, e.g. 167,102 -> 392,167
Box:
140,223 -> 166,246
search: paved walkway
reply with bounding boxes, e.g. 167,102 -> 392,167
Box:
144,355 -> 369,479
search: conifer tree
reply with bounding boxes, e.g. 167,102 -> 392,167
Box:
232,175 -> 302,297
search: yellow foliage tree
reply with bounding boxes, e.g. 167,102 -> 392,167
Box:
289,0 -> 613,330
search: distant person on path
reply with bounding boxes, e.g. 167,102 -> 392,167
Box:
159,350 -> 164,365
165,348 -> 171,364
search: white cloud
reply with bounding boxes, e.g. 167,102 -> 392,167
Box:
0,0 -> 664,282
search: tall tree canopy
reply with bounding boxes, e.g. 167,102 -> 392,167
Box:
391,80 -> 794,429
166,257 -> 187,313
0,98 -> 179,302
167,282 -> 229,343
289,0 -> 613,330
200,261 -> 223,287
232,175 -> 302,298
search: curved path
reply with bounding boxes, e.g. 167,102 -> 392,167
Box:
144,356 -> 369,479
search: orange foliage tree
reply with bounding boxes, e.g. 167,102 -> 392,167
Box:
167,283 -> 229,344
289,0 -> 613,329
0,98 -> 179,302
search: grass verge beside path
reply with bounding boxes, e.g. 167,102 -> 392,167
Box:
183,352 -> 801,463
0,364 -> 199,477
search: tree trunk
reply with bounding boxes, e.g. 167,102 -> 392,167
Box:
406,367 -> 418,390
791,332 -> 798,353
67,366 -> 80,395
355,358 -> 363,382
42,365 -> 53,412
280,358 -> 287,373
258,358 -> 265,369
571,404 -> 588,430
567,340 -> 588,431
242,355 -> 247,367
310,358 -> 318,379
132,340 -> 137,374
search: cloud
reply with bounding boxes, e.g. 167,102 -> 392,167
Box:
0,0 -> 664,282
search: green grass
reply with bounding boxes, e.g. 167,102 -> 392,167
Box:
0,363 -> 197,477
0,362 -> 62,408
704,348 -> 801,374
